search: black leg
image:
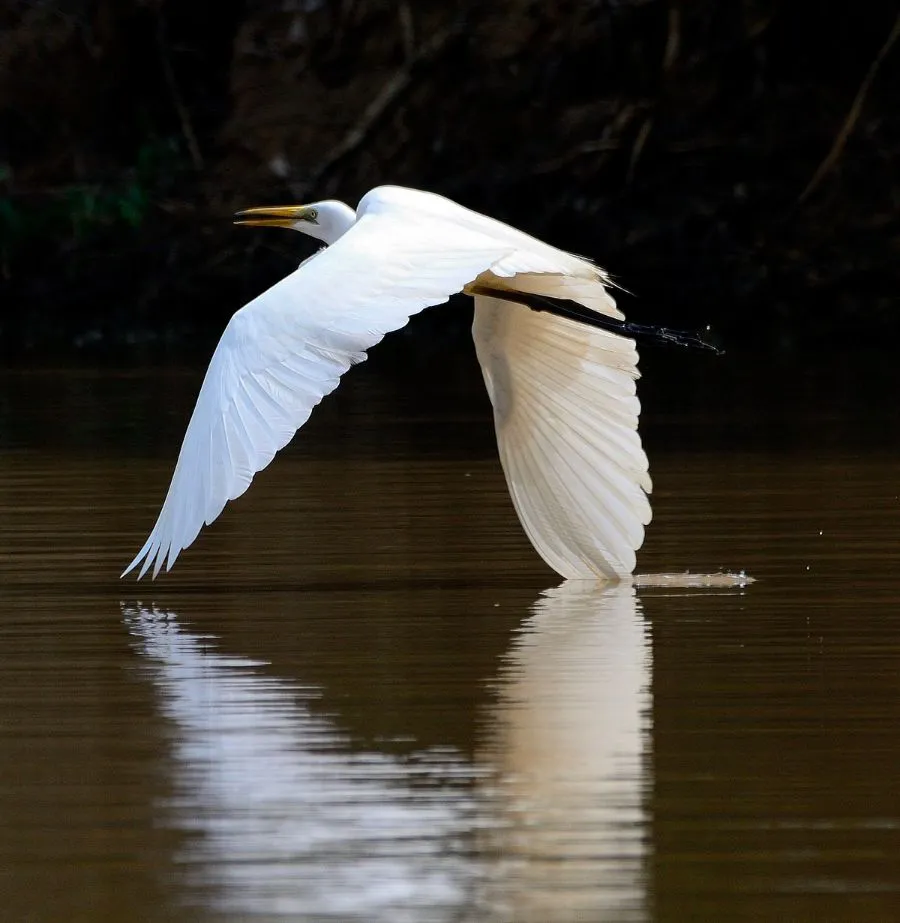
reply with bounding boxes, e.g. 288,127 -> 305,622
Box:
470,285 -> 723,355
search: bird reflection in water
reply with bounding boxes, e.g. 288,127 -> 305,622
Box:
477,580 -> 651,922
122,603 -> 479,922
122,580 -> 653,921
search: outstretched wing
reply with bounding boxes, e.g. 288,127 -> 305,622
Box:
124,191 -> 600,579
473,293 -> 652,580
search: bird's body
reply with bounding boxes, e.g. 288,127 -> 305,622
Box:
123,185 -> 652,581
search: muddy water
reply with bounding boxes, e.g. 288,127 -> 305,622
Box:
1,348 -> 899,922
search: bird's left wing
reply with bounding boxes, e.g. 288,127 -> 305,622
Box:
124,210 -> 520,578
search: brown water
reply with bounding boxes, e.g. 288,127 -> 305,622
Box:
2,348 -> 900,922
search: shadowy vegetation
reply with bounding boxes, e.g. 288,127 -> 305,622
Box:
1,138 -> 179,248
1,0 -> 898,357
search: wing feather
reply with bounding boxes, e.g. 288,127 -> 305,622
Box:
473,294 -> 651,580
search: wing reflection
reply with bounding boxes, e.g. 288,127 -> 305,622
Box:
478,580 -> 652,922
122,604 -> 478,922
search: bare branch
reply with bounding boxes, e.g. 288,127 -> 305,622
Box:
157,15 -> 204,171
798,12 -> 900,204
291,22 -> 462,198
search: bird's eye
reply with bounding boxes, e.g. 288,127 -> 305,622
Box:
307,209 -> 318,221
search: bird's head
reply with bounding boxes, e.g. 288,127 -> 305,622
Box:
233,200 -> 356,245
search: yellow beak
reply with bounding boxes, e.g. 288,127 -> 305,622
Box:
233,205 -> 312,228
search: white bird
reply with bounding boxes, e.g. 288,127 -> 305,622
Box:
123,185 -> 654,581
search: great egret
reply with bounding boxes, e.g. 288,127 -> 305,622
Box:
123,185 -> 657,581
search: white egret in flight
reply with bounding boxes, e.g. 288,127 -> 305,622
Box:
123,185 -> 697,581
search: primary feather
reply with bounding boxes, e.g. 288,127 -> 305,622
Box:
123,185 -> 651,580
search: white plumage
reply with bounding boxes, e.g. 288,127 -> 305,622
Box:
123,185 -> 651,580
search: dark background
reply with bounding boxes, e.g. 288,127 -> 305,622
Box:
2,0 -> 898,359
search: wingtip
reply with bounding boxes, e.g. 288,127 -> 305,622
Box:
120,556 -> 148,581
121,536 -> 159,581
120,552 -> 141,580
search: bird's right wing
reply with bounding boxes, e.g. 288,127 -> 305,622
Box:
473,294 -> 652,580
124,211 -> 534,579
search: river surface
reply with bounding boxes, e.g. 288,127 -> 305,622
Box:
1,344 -> 899,922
